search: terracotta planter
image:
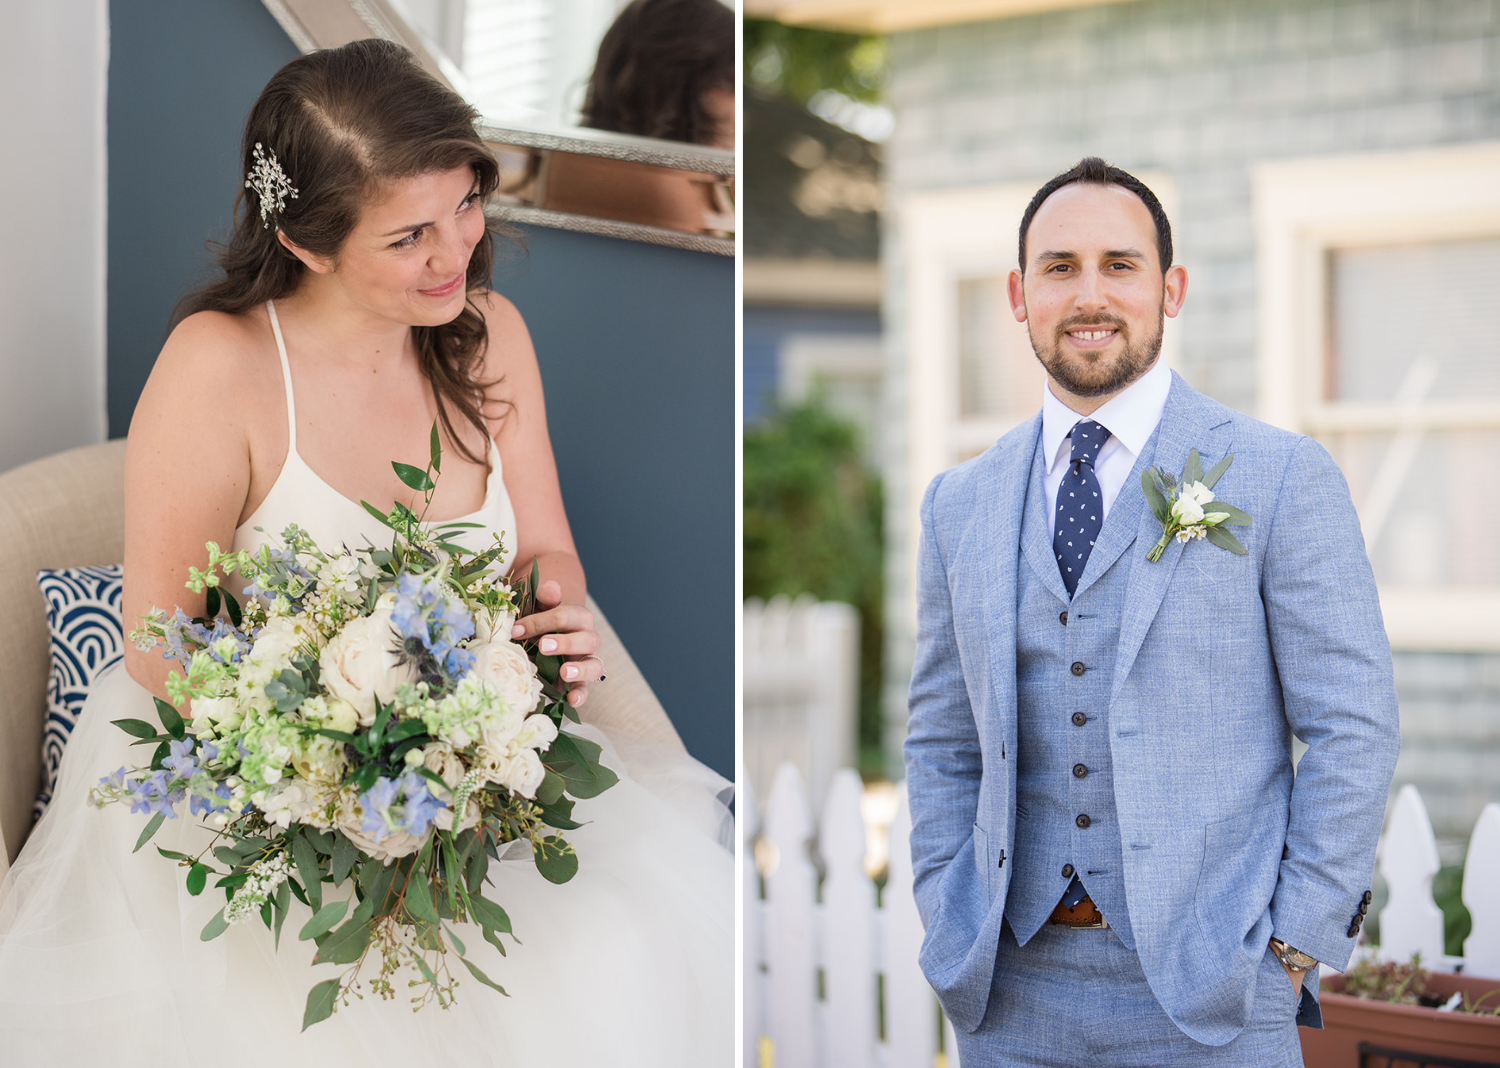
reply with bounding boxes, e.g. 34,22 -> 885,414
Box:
1300,972 -> 1500,1067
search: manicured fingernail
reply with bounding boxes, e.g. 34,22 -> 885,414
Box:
540,637 -> 557,654
511,624 -> 525,638
563,664 -> 578,680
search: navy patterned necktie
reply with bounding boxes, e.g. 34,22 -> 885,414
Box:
1054,420 -> 1112,599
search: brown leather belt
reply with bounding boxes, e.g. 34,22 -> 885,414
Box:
1048,893 -> 1109,929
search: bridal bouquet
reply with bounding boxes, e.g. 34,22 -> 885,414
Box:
91,428 -> 616,1029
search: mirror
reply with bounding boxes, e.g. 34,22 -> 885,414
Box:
260,0 -> 734,253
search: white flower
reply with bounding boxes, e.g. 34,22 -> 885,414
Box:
503,748 -> 546,798
249,614 -> 323,667
319,593 -> 418,726
512,713 -> 558,752
422,741 -> 467,789
472,604 -> 518,644
468,639 -> 543,719
189,694 -> 242,737
299,694 -> 359,735
290,734 -> 347,785
257,777 -> 325,829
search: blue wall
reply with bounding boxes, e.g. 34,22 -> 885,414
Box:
743,304 -> 881,424
106,0 -> 734,778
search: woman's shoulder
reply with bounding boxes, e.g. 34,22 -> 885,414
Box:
157,306 -> 277,381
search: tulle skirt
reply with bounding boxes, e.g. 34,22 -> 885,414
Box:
0,663 -> 734,1066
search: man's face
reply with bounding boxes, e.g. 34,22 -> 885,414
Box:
1007,183 -> 1187,408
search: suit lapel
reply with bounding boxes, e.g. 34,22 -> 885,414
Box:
974,415 -> 1040,720
1108,374 -> 1234,706
1020,428 -> 1071,605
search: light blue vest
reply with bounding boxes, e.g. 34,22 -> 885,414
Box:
1003,432 -> 1137,951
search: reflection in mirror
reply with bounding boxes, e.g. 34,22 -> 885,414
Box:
261,0 -> 734,251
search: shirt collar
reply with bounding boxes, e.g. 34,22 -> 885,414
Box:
1041,356 -> 1173,468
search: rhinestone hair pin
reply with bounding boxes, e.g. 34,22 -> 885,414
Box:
245,142 -> 299,229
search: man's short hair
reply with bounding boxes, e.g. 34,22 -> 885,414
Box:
1017,157 -> 1173,274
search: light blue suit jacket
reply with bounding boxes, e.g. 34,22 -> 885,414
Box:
903,373 -> 1401,1045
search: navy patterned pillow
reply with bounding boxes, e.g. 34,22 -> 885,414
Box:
35,565 -> 125,821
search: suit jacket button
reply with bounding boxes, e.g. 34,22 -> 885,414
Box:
1363,890 -> 1373,905
1061,863 -> 1074,878
1073,763 -> 1088,779
1358,901 -> 1368,916
1347,923 -> 1360,937
1075,814 -> 1091,829
1059,611 -> 1069,625
1071,711 -> 1087,727
1071,661 -> 1086,676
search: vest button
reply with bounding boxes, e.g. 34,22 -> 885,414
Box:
1071,661 -> 1086,676
1059,611 -> 1068,625
1071,711 -> 1087,727
1076,813 -> 1091,829
1073,763 -> 1088,779
1061,863 -> 1074,878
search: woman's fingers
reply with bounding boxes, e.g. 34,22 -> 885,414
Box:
511,600 -> 594,643
558,655 -> 604,684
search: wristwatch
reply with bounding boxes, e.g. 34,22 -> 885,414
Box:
1270,938 -> 1318,972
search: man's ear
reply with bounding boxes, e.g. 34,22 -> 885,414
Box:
276,230 -> 335,275
1007,268 -> 1027,323
1163,264 -> 1188,318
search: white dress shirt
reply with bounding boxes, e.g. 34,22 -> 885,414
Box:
1042,357 -> 1172,538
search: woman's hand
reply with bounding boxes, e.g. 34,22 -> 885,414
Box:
512,579 -> 602,707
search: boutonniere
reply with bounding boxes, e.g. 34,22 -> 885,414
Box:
1141,448 -> 1253,562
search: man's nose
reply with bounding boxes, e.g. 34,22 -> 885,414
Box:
1074,266 -> 1108,311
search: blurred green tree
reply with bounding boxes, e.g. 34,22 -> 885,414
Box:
744,399 -> 885,776
744,18 -> 885,106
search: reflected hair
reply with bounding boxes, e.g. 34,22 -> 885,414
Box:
581,0 -> 734,146
1017,157 -> 1173,275
173,38 -> 505,464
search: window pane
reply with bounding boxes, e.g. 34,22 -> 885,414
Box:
956,275 -> 1045,420
1329,237 -> 1500,403
1321,428 -> 1500,586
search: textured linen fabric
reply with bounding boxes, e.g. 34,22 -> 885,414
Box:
954,924 -> 1304,1067
904,371 -> 1401,1047
34,565 -> 125,821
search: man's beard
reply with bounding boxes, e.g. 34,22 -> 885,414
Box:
1027,305 -> 1164,398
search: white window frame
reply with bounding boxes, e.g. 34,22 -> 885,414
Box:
1254,143 -> 1500,652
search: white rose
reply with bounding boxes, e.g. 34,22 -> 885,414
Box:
468,639 -> 543,718
189,694 -> 242,737
300,695 -> 359,735
421,742 -> 467,790
250,615 -> 323,667
501,748 -> 546,798
1172,480 -> 1215,526
433,797 -> 483,834
512,713 -> 558,753
319,595 -> 418,726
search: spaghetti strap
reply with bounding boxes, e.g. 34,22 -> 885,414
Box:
265,299 -> 296,451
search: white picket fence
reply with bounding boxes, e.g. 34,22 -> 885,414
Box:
743,596 -> 859,816
745,773 -> 1500,1068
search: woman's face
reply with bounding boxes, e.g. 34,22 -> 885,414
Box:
317,164 -> 486,327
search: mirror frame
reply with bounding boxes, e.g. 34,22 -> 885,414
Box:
260,0 -> 735,255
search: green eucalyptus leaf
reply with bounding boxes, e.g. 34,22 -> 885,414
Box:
298,898 -> 350,941
200,908 -> 229,942
445,925 -> 466,956
292,828 -> 323,912
1140,470 -> 1168,524
481,924 -> 508,957
532,836 -> 579,885
273,878 -> 290,949
405,872 -> 439,924
414,951 -> 440,990
457,954 -> 508,997
331,832 -> 358,886
1183,448 -> 1204,485
535,770 -> 565,806
302,978 -> 341,1031
467,892 -> 512,935
133,812 -> 166,853
214,846 -> 242,868
1203,452 -> 1234,489
304,827 -> 335,855
156,846 -> 194,863
186,862 -> 209,896
465,844 -> 488,894
314,912 -> 371,965
1205,500 -> 1252,527
1204,525 -> 1249,555
392,462 -> 435,492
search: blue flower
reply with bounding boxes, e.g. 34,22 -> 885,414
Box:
397,771 -> 447,838
162,737 -> 199,779
391,575 -> 476,682
359,776 -> 405,842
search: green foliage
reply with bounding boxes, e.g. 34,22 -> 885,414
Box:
744,399 -> 884,772
745,18 -> 885,106
1341,952 -> 1429,1005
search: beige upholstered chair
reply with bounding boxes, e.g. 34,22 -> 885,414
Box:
0,440 -> 682,880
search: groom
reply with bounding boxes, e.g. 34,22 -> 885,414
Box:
903,158 -> 1401,1065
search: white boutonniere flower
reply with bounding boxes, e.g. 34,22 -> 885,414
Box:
1142,448 -> 1253,562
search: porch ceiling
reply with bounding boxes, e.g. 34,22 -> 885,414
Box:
743,0 -> 1144,33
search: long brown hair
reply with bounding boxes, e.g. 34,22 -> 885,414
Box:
175,38 -> 503,463
581,0 -> 734,146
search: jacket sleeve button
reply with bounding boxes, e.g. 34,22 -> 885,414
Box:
1071,662 -> 1086,677
1071,711 -> 1088,727
1075,814 -> 1091,829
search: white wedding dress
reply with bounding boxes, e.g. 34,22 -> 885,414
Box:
0,303 -> 734,1066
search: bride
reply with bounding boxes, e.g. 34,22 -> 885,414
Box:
0,39 -> 731,1065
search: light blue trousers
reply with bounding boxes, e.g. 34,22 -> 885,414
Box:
952,923 -> 1305,1067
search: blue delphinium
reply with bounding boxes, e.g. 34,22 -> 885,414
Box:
359,770 -> 449,843
392,574 -> 476,679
